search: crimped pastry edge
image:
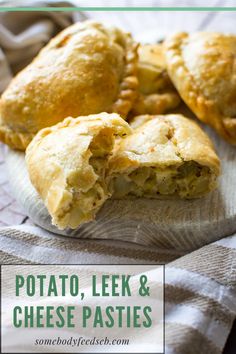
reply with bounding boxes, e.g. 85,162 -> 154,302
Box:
0,123 -> 34,151
164,32 -> 236,145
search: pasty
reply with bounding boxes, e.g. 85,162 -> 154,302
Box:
0,21 -> 138,150
108,114 -> 220,199
164,32 -> 236,144
137,43 -> 172,94
26,113 -> 131,230
129,114 -> 156,129
130,44 -> 180,116
131,92 -> 180,117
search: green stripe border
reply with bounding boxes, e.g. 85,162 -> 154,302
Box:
0,7 -> 236,12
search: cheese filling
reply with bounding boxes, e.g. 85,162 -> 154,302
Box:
111,161 -> 215,199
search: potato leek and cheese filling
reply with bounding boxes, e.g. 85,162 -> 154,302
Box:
109,114 -> 220,199
26,113 -> 131,230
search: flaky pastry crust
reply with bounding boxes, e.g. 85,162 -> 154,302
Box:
164,32 -> 236,144
109,114 -> 220,199
26,113 -> 131,230
137,44 -> 172,94
0,21 -> 138,150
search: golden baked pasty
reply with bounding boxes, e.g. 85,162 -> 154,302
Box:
108,114 -> 220,199
130,44 -> 180,116
164,32 -> 236,144
129,113 -> 161,129
26,113 -> 131,230
0,21 -> 138,150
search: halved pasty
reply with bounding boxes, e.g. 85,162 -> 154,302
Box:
0,21 -> 138,150
108,114 -> 220,199
130,44 -> 180,116
164,32 -> 236,144
26,113 -> 131,230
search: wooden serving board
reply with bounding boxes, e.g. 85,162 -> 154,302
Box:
5,116 -> 236,253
